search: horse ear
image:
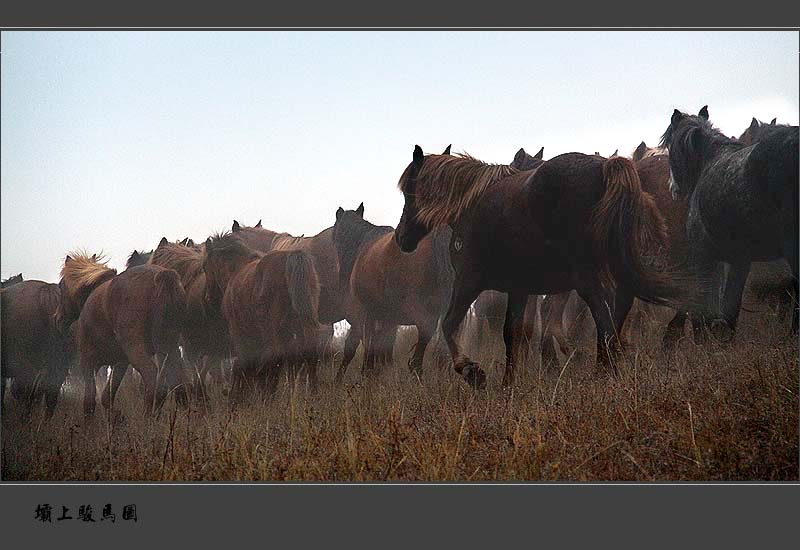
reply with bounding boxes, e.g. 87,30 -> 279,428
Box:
336,207 -> 344,221
514,148 -> 526,165
534,147 -> 544,160
671,109 -> 684,125
442,144 -> 451,155
205,237 -> 212,249
356,202 -> 364,218
611,149 -> 618,157
91,253 -> 97,261
413,145 -> 424,167
770,118 -> 777,125
65,255 -> 73,264
180,237 -> 189,246
159,237 -> 168,247
698,105 -> 709,120
232,220 -> 241,233
749,117 -> 759,130
633,141 -> 648,161
255,219 -> 262,228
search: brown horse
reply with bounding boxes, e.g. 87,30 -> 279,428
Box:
1,279 -> 73,419
331,203 -> 454,381
147,237 -> 229,399
203,232 -> 321,403
395,147 -> 679,388
230,220 -> 343,366
58,252 -> 188,417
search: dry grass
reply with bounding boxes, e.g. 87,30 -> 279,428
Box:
2,306 -> 797,481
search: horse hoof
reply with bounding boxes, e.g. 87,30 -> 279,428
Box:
461,363 -> 486,389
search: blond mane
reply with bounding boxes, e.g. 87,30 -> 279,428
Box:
149,241 -> 205,284
59,251 -> 117,300
398,153 -> 519,227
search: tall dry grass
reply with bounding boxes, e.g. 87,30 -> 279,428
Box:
2,304 -> 797,481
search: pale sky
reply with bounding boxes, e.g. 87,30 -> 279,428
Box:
2,31 -> 798,282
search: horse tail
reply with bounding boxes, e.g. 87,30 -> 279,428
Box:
284,251 -> 320,333
151,268 -> 186,352
590,156 -> 678,305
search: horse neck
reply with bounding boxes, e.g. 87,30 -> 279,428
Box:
336,219 -> 392,286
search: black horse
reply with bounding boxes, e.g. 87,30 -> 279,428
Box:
660,106 -> 798,337
1,273 -> 24,288
394,146 -> 678,388
510,147 -> 544,171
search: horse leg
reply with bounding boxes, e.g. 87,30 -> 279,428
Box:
716,262 -> 752,341
442,279 -> 484,388
501,293 -> 528,388
782,231 -> 799,334
162,349 -> 189,408
361,320 -> 378,377
81,362 -> 99,419
662,310 -> 689,352
409,321 -> 435,377
336,324 -> 361,386
126,348 -> 160,416
577,284 -> 632,374
100,362 -> 128,413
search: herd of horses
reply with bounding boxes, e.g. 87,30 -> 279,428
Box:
1,106 -> 797,420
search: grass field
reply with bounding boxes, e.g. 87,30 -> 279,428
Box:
2,302 -> 797,481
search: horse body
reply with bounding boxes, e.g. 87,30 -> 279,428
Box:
1,280 -> 72,418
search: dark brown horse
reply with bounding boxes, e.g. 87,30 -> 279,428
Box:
395,147 -> 678,388
58,252 -> 189,417
1,279 -> 73,419
203,232 -> 321,403
148,237 -> 229,399
331,203 -> 454,381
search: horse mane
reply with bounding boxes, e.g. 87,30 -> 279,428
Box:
149,242 -> 204,283
399,153 -> 519,227
332,213 -> 392,288
205,231 -> 263,262
272,233 -> 306,251
59,251 -> 117,301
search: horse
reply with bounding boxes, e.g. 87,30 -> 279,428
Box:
126,250 -> 153,269
632,141 -> 668,162
737,117 -> 781,146
203,232 -> 321,403
1,279 -> 73,419
230,219 -> 343,367
1,273 -> 23,288
661,106 -> 798,338
148,237 -> 229,400
331,203 -> 454,381
394,146 -> 678,388
510,147 -> 544,171
57,252 -> 189,417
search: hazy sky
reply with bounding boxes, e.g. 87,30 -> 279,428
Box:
2,31 -> 798,282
